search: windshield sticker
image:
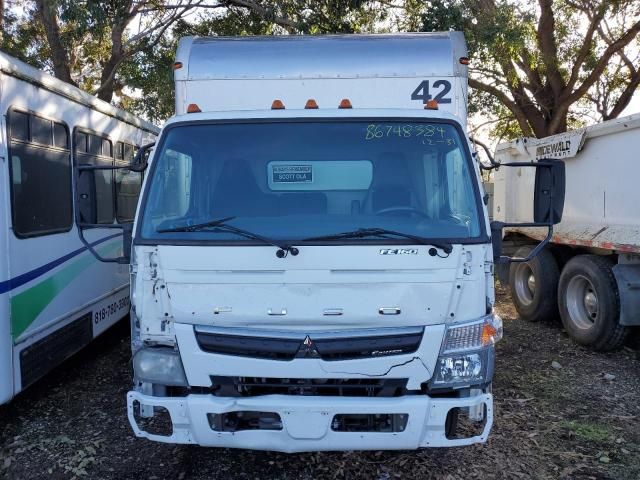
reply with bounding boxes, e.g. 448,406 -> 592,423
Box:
364,124 -> 456,146
272,164 -> 313,183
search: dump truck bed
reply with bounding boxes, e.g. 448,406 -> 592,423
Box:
492,113 -> 640,254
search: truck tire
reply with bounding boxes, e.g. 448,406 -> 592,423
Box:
508,246 -> 559,322
557,255 -> 628,351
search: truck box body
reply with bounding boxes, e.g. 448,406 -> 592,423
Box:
127,34 -> 502,452
174,34 -> 469,124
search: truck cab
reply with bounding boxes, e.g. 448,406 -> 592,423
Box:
126,33 -> 503,451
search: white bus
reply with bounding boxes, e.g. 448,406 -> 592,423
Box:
0,51 -> 158,404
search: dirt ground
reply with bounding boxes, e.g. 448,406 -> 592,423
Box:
1,285 -> 639,480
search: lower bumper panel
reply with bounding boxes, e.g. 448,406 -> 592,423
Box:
127,391 -> 493,452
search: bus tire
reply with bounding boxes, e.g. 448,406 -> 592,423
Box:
558,255 -> 628,351
508,246 -> 560,322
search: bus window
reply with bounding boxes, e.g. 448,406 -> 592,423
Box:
7,109 -> 72,237
74,130 -> 114,224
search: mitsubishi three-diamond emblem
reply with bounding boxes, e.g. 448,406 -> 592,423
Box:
297,335 -> 320,358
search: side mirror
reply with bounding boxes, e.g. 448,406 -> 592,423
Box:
120,223 -> 133,264
76,168 -> 98,224
129,142 -> 155,172
490,158 -> 566,264
534,160 -> 565,224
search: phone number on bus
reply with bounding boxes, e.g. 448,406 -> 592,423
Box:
94,296 -> 131,324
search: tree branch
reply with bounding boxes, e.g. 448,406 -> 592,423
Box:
604,67 -> 640,119
469,77 -> 535,137
566,18 -> 640,104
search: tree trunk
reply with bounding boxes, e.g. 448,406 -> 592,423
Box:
34,0 -> 77,86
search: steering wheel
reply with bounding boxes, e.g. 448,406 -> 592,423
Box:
374,206 -> 430,219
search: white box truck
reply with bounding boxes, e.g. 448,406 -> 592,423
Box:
120,34 -> 564,452
493,114 -> 640,351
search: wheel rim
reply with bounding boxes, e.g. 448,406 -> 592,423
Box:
514,263 -> 536,306
565,274 -> 599,329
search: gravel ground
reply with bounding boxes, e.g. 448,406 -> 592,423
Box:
1,285 -> 639,480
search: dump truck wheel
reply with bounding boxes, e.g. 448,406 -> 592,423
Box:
509,246 -> 560,322
558,255 -> 628,351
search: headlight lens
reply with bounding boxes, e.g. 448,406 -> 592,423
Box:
133,347 -> 188,386
441,313 -> 502,354
430,314 -> 501,389
432,351 -> 486,386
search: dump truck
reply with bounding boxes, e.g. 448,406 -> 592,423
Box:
493,113 -> 640,350
101,33 -> 565,452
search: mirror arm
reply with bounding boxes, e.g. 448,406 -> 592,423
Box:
73,161 -> 134,264
470,136 -> 499,170
75,221 -> 129,264
494,223 -> 555,264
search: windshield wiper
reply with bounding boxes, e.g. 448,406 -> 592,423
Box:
157,216 -> 237,233
157,216 -> 298,257
304,228 -> 453,254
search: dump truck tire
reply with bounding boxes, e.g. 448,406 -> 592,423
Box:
509,246 -> 560,322
558,255 -> 628,351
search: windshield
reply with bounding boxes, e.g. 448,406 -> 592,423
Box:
139,120 -> 483,244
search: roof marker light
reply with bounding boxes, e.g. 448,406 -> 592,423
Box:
459,57 -> 470,65
424,100 -> 439,110
338,99 -> 352,109
305,99 -> 319,109
271,99 -> 285,110
186,103 -> 202,113
173,61 -> 183,70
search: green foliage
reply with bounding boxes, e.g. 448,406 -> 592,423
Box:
121,1 -> 380,121
417,0 -> 640,138
1,2 -> 50,70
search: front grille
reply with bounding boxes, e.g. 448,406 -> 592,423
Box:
195,327 -> 423,362
210,376 -> 408,397
313,333 -> 422,361
196,333 -> 300,360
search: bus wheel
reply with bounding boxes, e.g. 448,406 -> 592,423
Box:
558,255 -> 628,351
509,246 -> 559,322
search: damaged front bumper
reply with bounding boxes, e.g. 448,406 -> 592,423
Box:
127,390 -> 493,452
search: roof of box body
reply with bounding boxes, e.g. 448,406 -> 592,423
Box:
0,51 -> 159,134
175,33 -> 468,81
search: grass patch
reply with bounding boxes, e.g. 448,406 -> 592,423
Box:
563,420 -> 610,442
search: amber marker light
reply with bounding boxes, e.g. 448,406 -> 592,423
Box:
173,61 -> 183,70
271,99 -> 285,110
459,57 -> 470,65
424,99 -> 439,110
304,99 -> 319,109
186,103 -> 202,113
338,98 -> 353,109
481,323 -> 498,346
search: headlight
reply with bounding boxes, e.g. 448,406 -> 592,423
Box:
441,313 -> 502,354
430,314 -> 501,389
133,347 -> 188,386
432,350 -> 488,387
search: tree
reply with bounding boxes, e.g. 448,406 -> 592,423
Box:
121,0 -> 379,120
420,0 -> 640,138
3,1 -> 376,108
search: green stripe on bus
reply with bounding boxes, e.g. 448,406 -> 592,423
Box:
10,241 -> 122,341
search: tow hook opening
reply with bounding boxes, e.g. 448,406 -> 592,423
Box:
445,404 -> 488,440
132,400 -> 173,437
330,413 -> 409,433
208,411 -> 283,432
